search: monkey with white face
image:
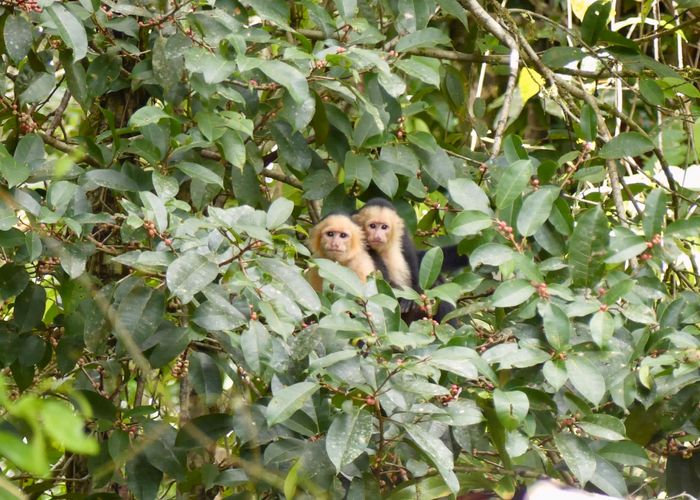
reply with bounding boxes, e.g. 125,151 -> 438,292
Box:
307,214 -> 376,292
353,198 -> 469,324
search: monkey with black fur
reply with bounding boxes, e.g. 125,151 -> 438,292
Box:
307,213 -> 376,292
353,198 -> 469,323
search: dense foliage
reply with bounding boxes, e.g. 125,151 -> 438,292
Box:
0,0 -> 699,498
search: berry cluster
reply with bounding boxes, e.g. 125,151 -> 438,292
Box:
37,256 -> 60,276
138,14 -> 176,28
99,5 -> 113,19
641,233 -> 662,261
18,112 -> 36,134
171,352 -> 189,378
10,104 -> 37,134
495,219 -> 514,236
437,384 -> 462,406
143,220 -> 172,245
532,281 -> 550,299
396,116 -> 406,139
1,0 -> 42,13
47,326 -> 64,348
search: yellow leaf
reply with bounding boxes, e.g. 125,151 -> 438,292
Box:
571,0 -> 591,20
572,0 -> 614,21
518,68 -> 545,105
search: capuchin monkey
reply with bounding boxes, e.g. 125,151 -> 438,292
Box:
353,198 -> 469,323
307,214 -> 376,292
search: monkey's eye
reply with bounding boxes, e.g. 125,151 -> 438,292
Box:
339,232 -> 348,238
326,231 -> 334,237
381,224 -> 389,230
369,223 -> 376,229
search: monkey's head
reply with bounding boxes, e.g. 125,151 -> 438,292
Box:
352,205 -> 403,252
309,214 -> 364,264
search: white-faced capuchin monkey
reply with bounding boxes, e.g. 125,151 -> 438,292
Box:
307,214 -> 376,292
353,198 -> 469,323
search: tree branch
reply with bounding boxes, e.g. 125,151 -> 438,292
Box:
37,131 -> 102,168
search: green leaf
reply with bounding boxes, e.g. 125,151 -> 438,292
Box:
395,56 -> 441,87
19,73 -> 54,104
257,60 -> 310,104
493,389 -> 529,431
639,79 -> 665,106
192,295 -> 247,332
46,3 -> 88,61
470,243 -> 514,268
0,154 -> 29,188
344,152 -> 372,191
240,0 -> 291,29
175,413 -> 235,449
185,48 -> 236,84
491,279 -> 535,308
396,28 -> 451,52
42,401 -> 98,454
314,259 -> 366,298
568,207 -> 609,288
3,14 -> 33,63
419,247 -> 443,289
495,160 -> 534,210
554,433 -> 597,484
240,320 -> 271,375
538,302 -> 571,350
581,0 -> 611,45
437,0 -> 469,28
140,192 -> 168,233
0,430 -> 48,475
258,258 -> 321,313
176,162 -> 224,187
447,210 -> 493,237
447,178 -> 492,215
266,197 -> 294,229
516,186 -> 560,237
642,189 -> 667,239
115,285 -> 165,350
543,359 -> 568,390
590,310 -> 614,348
126,454 -> 162,500
429,347 -> 479,379
666,217 -> 700,237
284,460 -> 301,499
579,414 -> 626,441
599,132 -> 655,159
372,160 -> 399,197
326,409 -> 373,472
580,104 -> 597,142
13,283 -> 45,333
128,106 -> 171,128
598,441 -> 649,466
188,351 -> 223,404
166,253 -> 219,304
604,236 -> 647,264
541,47 -> 586,68
0,264 -> 30,301
591,457 -> 627,497
403,423 -> 460,495
566,356 -> 606,405
600,279 -> 634,305
266,381 -> 319,426
84,169 -> 139,192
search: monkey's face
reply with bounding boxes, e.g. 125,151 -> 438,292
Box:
320,228 -> 352,258
364,220 -> 391,251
